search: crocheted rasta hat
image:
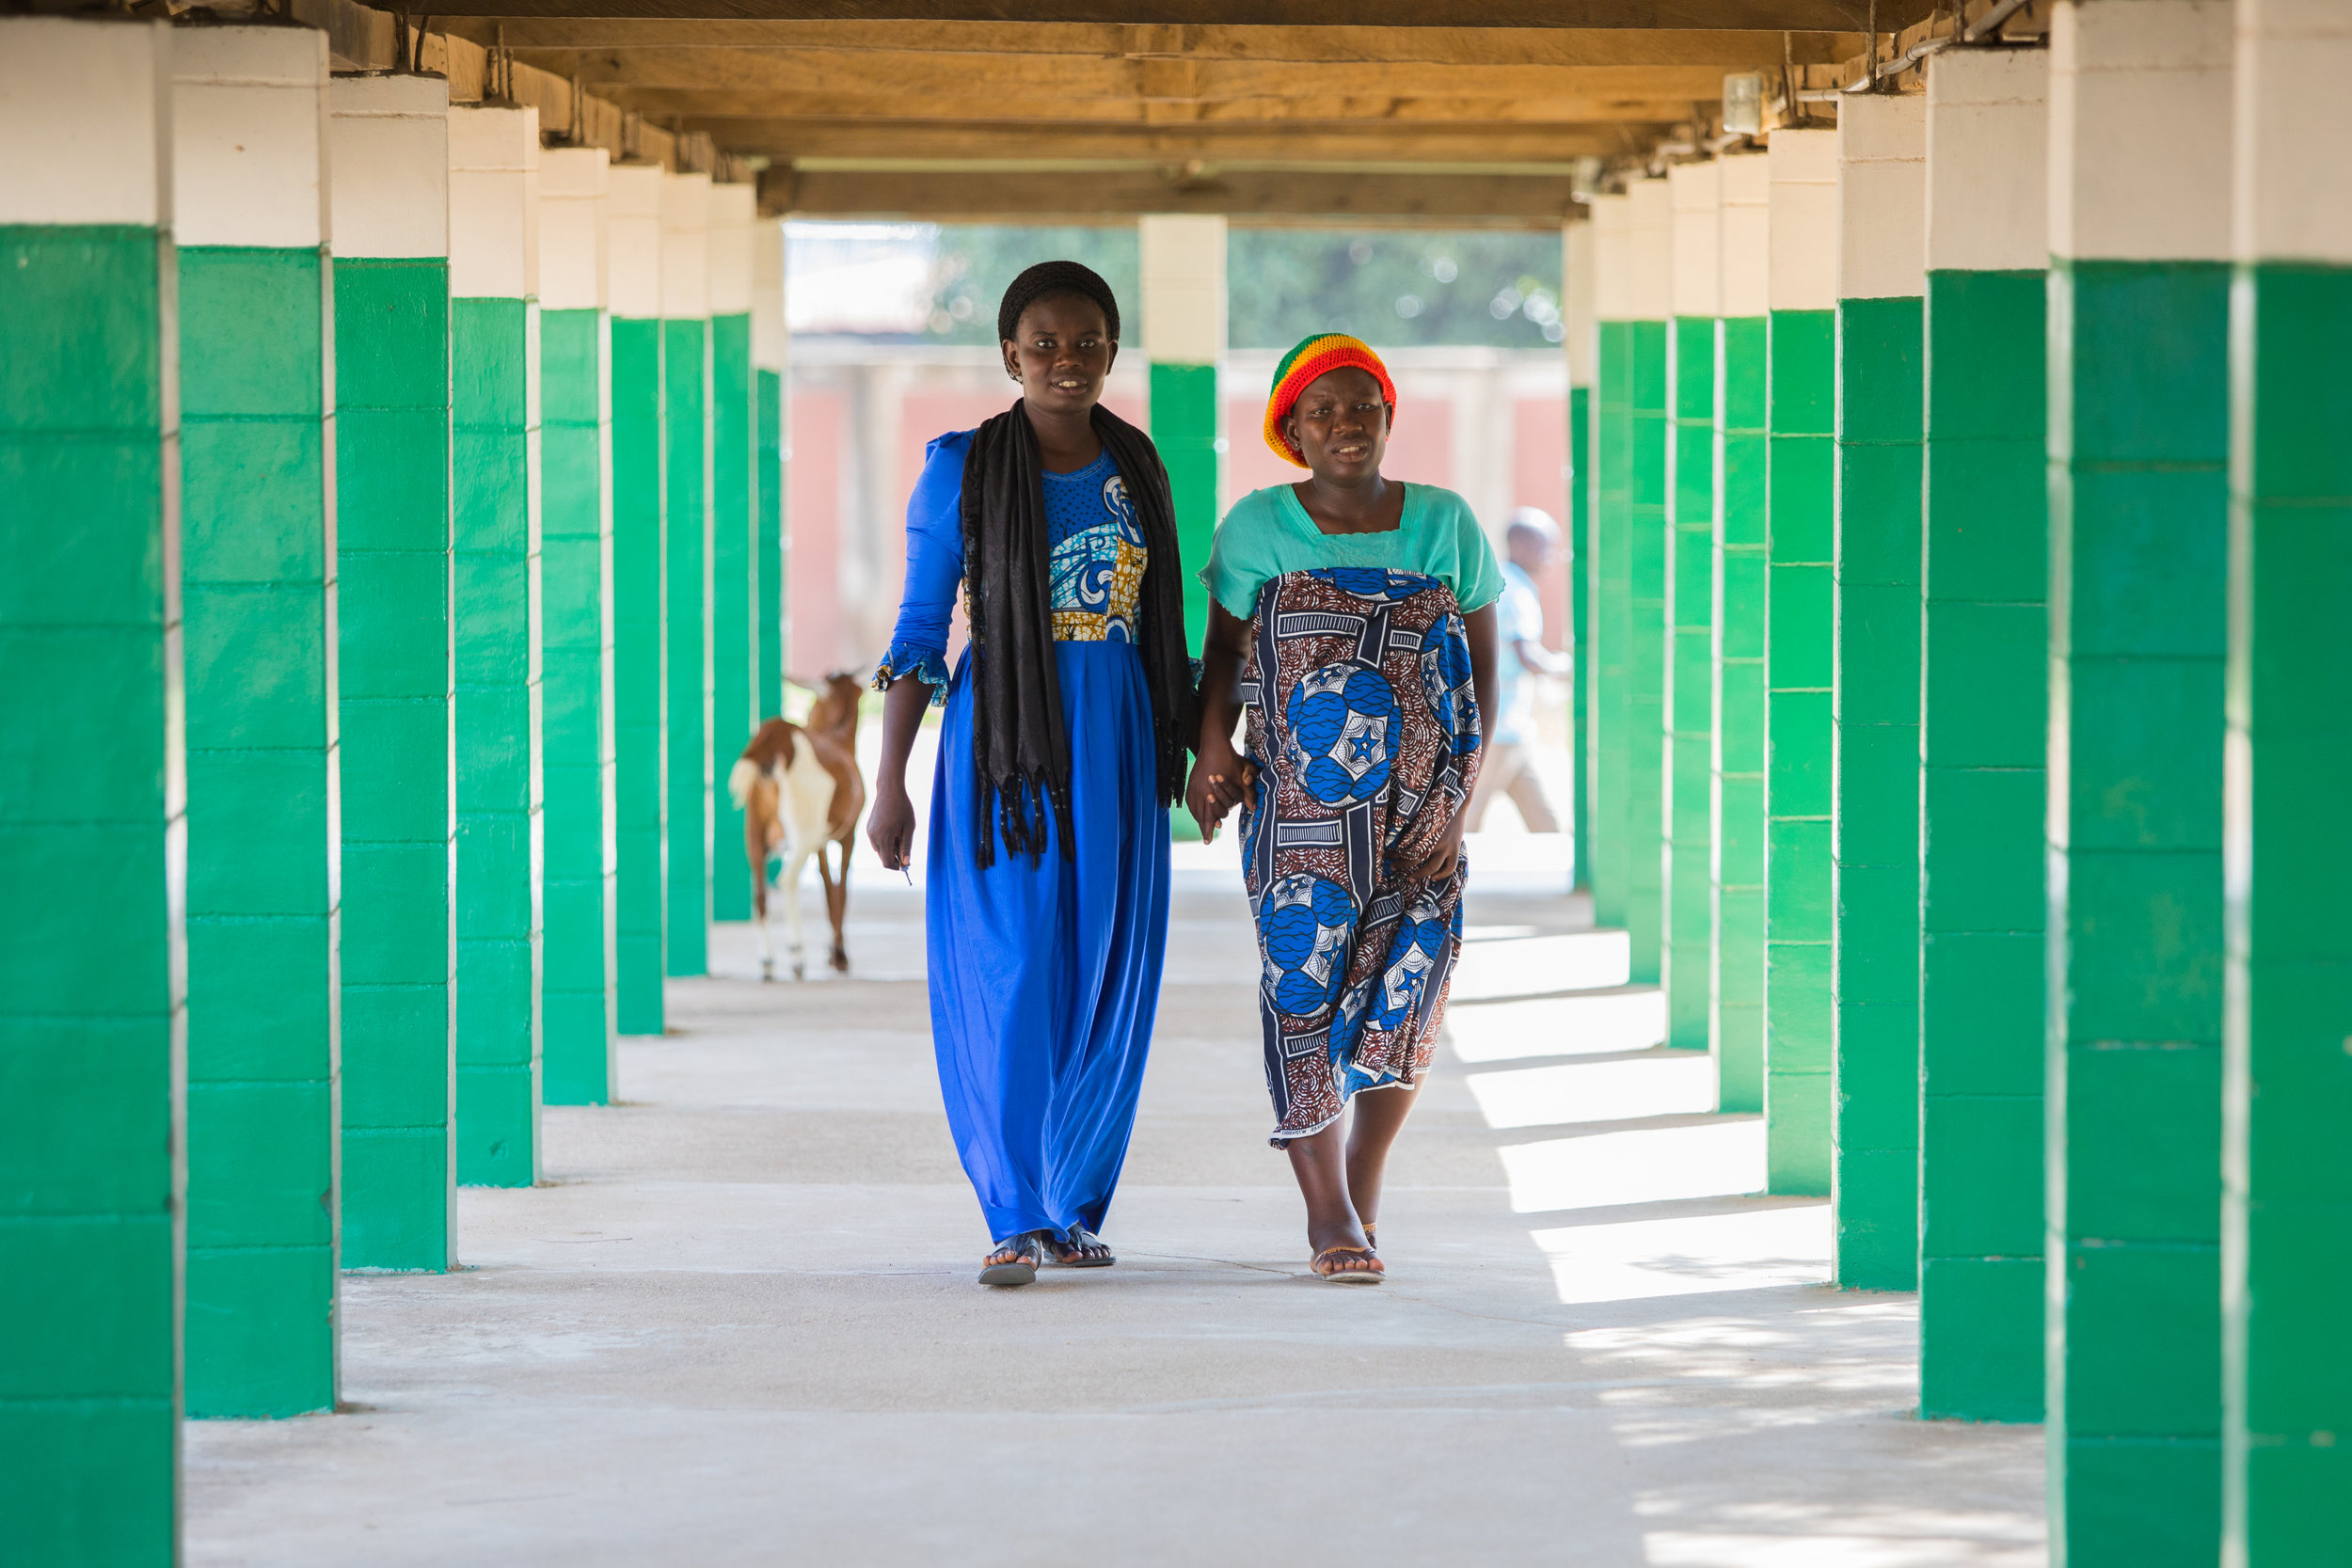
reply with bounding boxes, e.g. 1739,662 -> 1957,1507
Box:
996,260 -> 1121,343
1262,333 -> 1396,467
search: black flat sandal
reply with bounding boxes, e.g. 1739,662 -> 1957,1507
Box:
978,1231 -> 1044,1287
1043,1226 -> 1115,1268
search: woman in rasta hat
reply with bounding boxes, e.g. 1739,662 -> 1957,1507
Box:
867,262 -> 1196,1287
1188,334 -> 1502,1284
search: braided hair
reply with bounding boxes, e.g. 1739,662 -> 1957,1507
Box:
995,260 -> 1121,343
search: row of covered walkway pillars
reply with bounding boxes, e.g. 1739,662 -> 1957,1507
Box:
4,0 -> 2348,1561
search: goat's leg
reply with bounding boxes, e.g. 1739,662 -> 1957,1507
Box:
782,846 -> 811,980
822,838 -> 851,973
753,845 -> 773,981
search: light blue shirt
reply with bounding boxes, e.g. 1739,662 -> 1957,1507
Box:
1493,560 -> 1544,747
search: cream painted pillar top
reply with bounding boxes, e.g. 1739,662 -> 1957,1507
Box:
539,148 -> 609,314
1564,218 -> 1597,387
1627,179 -> 1673,322
329,74 -> 448,261
172,27 -> 326,250
2050,0 -> 2233,261
660,170 -> 711,319
752,220 -> 787,373
1590,194 -> 1633,322
1669,161 -> 1722,319
448,103 -> 538,299
1927,50 -> 2048,274
1139,213 -> 1227,365
708,182 -> 755,318
2234,0 -> 2352,263
1838,94 -> 1926,299
1767,128 -> 1838,313
607,163 -> 663,320
1720,154 -> 1771,318
0,18 -> 172,227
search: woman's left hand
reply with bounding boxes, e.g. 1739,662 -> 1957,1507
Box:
1407,817 -> 1467,885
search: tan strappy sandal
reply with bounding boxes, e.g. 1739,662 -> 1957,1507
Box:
1311,1244 -> 1385,1285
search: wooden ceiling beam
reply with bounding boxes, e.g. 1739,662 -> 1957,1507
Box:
445,19 -> 1861,66
587,89 -> 1711,125
760,164 -> 1589,224
677,119 -> 1652,161
422,0 -> 1925,31
509,47 -> 1749,103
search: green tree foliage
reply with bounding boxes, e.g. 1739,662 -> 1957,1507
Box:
909,225 -> 1563,352
1225,230 -> 1563,351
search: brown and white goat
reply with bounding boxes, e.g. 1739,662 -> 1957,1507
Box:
727,672 -> 866,980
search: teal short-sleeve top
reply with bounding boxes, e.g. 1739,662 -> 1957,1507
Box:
1200,481 -> 1506,624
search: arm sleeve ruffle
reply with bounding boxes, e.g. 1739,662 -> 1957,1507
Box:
873,641 -> 952,707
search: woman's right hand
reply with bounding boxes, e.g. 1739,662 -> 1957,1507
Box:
867,780 -> 917,870
1186,734 -> 1250,841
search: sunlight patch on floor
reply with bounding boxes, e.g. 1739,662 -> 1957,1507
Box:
1465,1053 -> 1715,1128
1448,990 -> 1667,1062
1450,928 -> 1629,999
1531,1205 -> 1830,1305
1500,1120 -> 1765,1212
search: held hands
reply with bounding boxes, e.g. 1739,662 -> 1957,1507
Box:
866,782 -> 917,871
1185,734 -> 1253,843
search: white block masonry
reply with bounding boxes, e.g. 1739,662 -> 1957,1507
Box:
1838,95 -> 1927,300
1564,218 -> 1597,387
449,104 -> 539,300
2050,0 -> 2233,261
1139,213 -> 1226,365
329,73 -> 447,261
1591,194 -> 1633,322
0,17 -> 172,227
540,148 -> 610,315
1720,155 -> 1771,319
708,182 -> 755,318
1928,49 -> 2049,274
172,27 -> 327,250
2234,0 -> 2352,264
660,171 -> 711,320
1768,129 -> 1839,313
607,164 -> 664,321
1671,161 -> 1723,320
752,219 -> 787,373
1629,179 -> 1674,323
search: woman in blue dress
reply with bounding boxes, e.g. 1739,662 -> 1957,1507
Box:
866,262 -> 1196,1288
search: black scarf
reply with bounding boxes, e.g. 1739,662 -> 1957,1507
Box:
960,399 -> 1196,866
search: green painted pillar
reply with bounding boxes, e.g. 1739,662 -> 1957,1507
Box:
612,166 -> 668,1034
1664,164 -> 1720,1054
1763,130 -> 1838,1196
1833,94 -> 1925,1291
328,73 -> 454,1272
173,25 -> 338,1418
2047,3 -> 2232,1557
609,165 -> 665,1036
537,149 -> 617,1105
1587,194 -> 1632,933
1918,48 -> 2049,1424
1564,218 -> 1594,895
2225,8 -> 2352,1554
1140,213 -> 1226,658
663,172 -> 711,979
753,217 -> 787,717
0,20 -> 182,1557
708,182 -> 757,924
1712,154 -> 1771,1115
449,105 -> 542,1188
1626,178 -> 1673,986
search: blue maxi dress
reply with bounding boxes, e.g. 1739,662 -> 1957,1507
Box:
877,430 -> 1171,1244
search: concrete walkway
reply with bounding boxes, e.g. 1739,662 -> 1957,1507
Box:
185,842 -> 2044,1566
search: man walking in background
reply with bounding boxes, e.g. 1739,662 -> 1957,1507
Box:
1466,507 -> 1567,833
